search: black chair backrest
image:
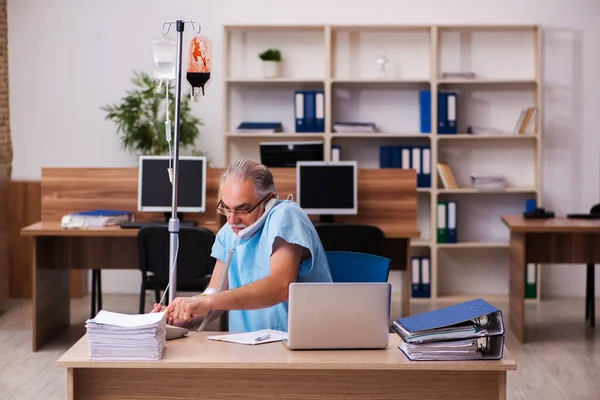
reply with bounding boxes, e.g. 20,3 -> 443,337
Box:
314,223 -> 386,256
137,226 -> 216,290
591,204 -> 600,214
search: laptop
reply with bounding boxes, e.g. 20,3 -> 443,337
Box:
283,282 -> 391,350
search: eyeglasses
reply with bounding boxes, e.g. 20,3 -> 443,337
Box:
216,193 -> 272,217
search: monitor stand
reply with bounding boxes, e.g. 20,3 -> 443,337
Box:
159,212 -> 197,227
319,214 -> 335,223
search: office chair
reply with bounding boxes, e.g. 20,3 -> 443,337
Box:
137,225 -> 226,329
314,223 -> 386,256
585,204 -> 600,327
326,251 -> 391,283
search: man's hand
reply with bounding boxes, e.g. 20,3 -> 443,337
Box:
164,296 -> 211,325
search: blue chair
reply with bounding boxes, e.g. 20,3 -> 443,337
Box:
326,251 -> 391,283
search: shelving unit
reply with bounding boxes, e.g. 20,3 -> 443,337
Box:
222,24 -> 543,303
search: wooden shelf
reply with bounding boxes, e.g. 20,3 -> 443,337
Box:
223,24 -> 543,303
438,78 -> 537,85
437,187 -> 537,194
437,242 -> 509,249
437,134 -> 537,140
331,133 -> 429,138
225,133 -> 326,139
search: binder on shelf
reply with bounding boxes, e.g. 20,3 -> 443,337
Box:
419,90 -> 431,133
411,257 -> 420,298
294,91 -> 305,132
438,92 -> 447,134
420,257 -> 431,298
525,263 -> 538,299
446,92 -> 457,134
379,146 -> 390,168
437,201 -> 447,243
331,145 -> 341,162
446,201 -> 457,243
438,92 -> 458,134
421,146 -> 431,188
236,122 -> 283,133
294,90 -> 325,133
315,91 -> 325,132
411,147 -> 421,187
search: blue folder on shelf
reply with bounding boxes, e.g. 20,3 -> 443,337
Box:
392,298 -> 504,344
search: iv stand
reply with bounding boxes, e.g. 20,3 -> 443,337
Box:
162,19 -> 200,304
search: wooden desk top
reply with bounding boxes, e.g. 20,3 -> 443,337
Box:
502,215 -> 600,233
20,221 -> 221,237
21,221 -> 419,239
57,332 -> 516,372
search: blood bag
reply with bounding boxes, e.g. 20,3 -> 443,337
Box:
153,36 -> 177,81
187,35 -> 212,99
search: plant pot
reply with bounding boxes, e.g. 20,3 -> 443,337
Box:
262,61 -> 281,79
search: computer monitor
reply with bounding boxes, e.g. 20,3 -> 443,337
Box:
260,141 -> 324,167
138,155 -> 206,221
296,161 -> 358,223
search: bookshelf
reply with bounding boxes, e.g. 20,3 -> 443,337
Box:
222,24 -> 543,303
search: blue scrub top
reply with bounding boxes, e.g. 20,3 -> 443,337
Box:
210,200 -> 332,332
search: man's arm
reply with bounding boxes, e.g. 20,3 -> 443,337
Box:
207,237 -> 303,311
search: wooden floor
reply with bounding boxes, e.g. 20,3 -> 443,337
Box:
0,295 -> 599,400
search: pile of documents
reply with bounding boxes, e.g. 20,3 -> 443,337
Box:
392,298 -> 505,361
470,174 -> 506,190
85,310 -> 167,361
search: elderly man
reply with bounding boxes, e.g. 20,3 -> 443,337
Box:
156,158 -> 332,332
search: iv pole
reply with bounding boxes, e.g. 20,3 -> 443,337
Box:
161,19 -> 201,304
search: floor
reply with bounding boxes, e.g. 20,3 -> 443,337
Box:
0,295 -> 599,400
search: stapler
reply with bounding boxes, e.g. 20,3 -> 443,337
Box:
523,207 -> 555,219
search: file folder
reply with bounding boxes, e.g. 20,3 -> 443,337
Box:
315,91 -> 325,132
525,263 -> 537,299
420,257 -> 430,298
421,146 -> 431,188
446,201 -> 457,243
399,334 -> 505,361
391,298 -> 505,344
411,257 -> 420,298
419,90 -> 431,133
437,201 -> 447,243
294,91 -> 305,132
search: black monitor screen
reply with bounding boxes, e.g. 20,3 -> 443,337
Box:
297,162 -> 357,214
139,156 -> 206,212
260,141 -> 324,167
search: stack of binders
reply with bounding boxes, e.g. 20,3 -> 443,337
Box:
392,298 -> 505,361
85,310 -> 166,361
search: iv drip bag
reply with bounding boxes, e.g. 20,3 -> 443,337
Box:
153,36 -> 177,81
187,35 -> 212,97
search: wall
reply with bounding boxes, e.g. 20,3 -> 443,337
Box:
6,0 -> 600,296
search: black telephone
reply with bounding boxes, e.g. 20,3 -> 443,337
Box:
523,207 -> 555,219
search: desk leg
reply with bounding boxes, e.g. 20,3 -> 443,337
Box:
33,236 -> 70,351
509,231 -> 526,343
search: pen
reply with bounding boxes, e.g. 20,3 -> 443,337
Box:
255,334 -> 271,342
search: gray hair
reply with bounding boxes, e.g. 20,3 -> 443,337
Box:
220,158 -> 278,199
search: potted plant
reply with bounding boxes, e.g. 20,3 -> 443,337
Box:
101,70 -> 203,156
259,48 -> 282,79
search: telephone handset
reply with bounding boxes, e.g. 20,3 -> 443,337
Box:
236,197 -> 278,239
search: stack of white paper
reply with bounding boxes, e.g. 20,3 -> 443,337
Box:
85,310 -> 167,361
470,174 -> 506,190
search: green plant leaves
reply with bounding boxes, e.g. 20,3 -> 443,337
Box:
101,70 -> 203,155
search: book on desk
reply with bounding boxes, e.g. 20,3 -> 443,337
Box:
392,298 -> 505,361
